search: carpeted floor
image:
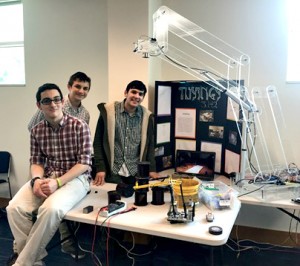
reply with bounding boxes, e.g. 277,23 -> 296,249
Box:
1,209 -> 300,266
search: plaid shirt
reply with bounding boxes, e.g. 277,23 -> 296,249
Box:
30,114 -> 92,178
112,101 -> 142,176
63,96 -> 90,124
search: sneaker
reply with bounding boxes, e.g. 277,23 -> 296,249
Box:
6,253 -> 18,266
61,242 -> 85,259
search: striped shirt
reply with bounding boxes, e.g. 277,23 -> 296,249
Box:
30,114 -> 92,178
112,101 -> 143,176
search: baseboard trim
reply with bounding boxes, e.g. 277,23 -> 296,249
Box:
230,225 -> 300,247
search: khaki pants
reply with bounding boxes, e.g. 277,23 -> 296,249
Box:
7,175 -> 89,266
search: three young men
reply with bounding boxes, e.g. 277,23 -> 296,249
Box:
7,79 -> 158,265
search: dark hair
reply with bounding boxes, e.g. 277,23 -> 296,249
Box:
36,83 -> 63,103
125,80 -> 147,95
68,72 -> 91,89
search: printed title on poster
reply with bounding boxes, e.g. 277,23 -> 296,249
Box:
178,85 -> 222,109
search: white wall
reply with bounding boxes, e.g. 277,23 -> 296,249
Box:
22,0 -> 108,138
107,0 -> 149,107
0,0 -> 148,195
149,0 -> 300,232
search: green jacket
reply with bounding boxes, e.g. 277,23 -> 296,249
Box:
93,101 -> 156,181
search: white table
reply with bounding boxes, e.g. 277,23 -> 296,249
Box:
212,175 -> 300,210
234,182 -> 300,223
64,182 -> 241,265
65,183 -> 241,246
238,193 -> 300,209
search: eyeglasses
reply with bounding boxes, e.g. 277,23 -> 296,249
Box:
40,96 -> 62,105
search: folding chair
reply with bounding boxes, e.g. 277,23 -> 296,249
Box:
0,151 -> 12,199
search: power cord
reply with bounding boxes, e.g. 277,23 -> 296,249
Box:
228,215 -> 300,261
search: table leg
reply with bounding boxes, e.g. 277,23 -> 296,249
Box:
210,246 -> 214,266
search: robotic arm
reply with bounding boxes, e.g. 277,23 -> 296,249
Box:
134,6 -> 257,112
134,6 -> 261,180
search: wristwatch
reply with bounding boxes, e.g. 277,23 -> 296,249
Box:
31,177 -> 41,188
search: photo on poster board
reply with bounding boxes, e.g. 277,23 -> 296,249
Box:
201,141 -> 222,173
208,125 -> 224,139
228,130 -> 238,145
155,146 -> 164,157
225,149 -> 240,174
199,110 -> 214,122
162,155 -> 172,169
156,122 -> 171,144
175,108 -> 196,139
157,85 -> 172,116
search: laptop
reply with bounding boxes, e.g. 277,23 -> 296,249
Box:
175,150 -> 216,181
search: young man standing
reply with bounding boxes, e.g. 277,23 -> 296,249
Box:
93,80 -> 159,187
6,83 -> 92,266
26,72 -> 91,259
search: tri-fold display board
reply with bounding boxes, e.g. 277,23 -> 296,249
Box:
154,80 -> 243,176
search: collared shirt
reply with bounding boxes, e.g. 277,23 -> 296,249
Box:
30,114 -> 92,178
63,96 -> 90,124
112,101 -> 143,176
27,95 -> 90,131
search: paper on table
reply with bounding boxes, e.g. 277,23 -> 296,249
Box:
185,165 -> 203,174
